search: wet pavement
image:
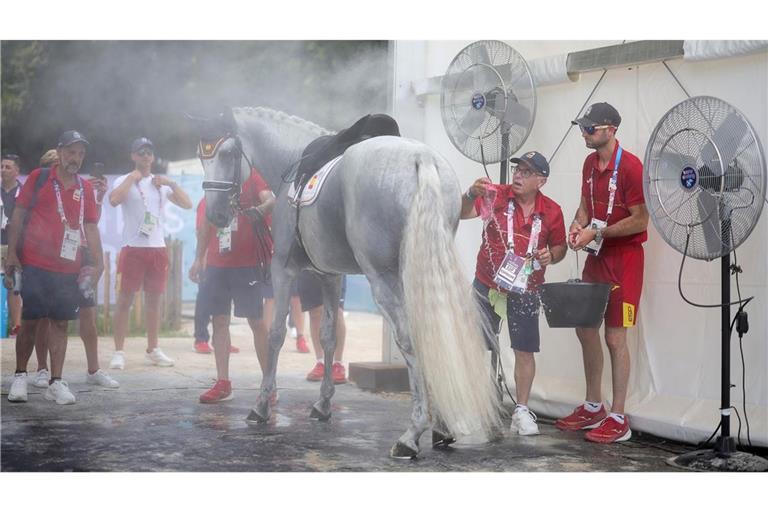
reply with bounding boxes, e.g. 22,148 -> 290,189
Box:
1,312 -> 693,472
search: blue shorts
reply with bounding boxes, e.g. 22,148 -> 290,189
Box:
473,279 -> 541,353
20,265 -> 81,321
297,271 -> 346,312
199,266 -> 266,319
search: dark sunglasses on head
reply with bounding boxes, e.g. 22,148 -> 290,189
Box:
2,154 -> 20,161
580,125 -> 612,136
136,149 -> 154,157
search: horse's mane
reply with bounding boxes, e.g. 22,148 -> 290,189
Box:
233,107 -> 334,137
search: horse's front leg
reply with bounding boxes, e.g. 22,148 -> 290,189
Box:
309,274 -> 343,421
246,265 -> 293,424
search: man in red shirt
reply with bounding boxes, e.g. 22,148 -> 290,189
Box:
188,169 -> 275,403
461,151 -> 567,436
558,102 -> 649,444
5,130 -> 104,405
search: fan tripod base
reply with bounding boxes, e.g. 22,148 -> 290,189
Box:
667,438 -> 768,472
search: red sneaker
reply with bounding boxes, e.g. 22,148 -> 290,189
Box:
555,404 -> 607,431
229,345 -> 240,354
194,341 -> 212,354
9,325 -> 20,337
306,362 -> 324,381
585,416 -> 632,443
332,362 -> 347,384
296,335 -> 310,353
199,379 -> 233,403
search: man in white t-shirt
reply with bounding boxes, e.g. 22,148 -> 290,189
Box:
108,137 -> 192,369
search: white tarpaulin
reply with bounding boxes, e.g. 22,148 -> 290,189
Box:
393,40 -> 768,447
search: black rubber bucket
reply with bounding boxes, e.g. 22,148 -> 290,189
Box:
539,280 -> 612,328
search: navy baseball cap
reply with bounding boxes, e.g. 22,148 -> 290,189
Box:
57,130 -> 89,147
130,137 -> 154,153
572,102 -> 621,128
510,151 -> 550,177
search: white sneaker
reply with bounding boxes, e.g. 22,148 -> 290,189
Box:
109,351 -> 125,370
8,372 -> 28,402
145,347 -> 174,367
44,380 -> 76,405
33,368 -> 50,388
86,369 -> 120,388
511,406 -> 540,436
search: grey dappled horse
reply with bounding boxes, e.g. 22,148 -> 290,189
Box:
195,107 -> 500,458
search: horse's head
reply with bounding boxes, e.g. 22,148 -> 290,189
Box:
191,110 -> 247,228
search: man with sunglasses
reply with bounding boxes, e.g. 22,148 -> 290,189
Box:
1,153 -> 24,336
108,137 -> 192,370
558,102 -> 649,443
461,151 -> 567,436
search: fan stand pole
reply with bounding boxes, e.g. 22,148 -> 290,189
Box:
668,221 -> 768,472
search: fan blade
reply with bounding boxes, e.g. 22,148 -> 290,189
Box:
468,43 -> 491,66
459,108 -> 487,137
501,98 -> 531,128
696,190 -> 723,260
700,112 -> 747,175
656,149 -> 691,180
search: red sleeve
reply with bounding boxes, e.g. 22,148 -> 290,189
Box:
623,155 -> 645,208
82,180 -> 98,224
548,204 -> 567,247
243,170 -> 270,207
15,168 -> 42,209
580,157 -> 591,206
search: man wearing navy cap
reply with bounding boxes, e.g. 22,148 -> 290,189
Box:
108,137 -> 192,370
461,150 -> 567,436
5,130 -> 104,405
558,102 -> 649,444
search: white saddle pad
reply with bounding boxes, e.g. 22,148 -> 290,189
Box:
288,155 -> 343,207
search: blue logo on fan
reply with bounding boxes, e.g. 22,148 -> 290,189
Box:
681,166 -> 697,189
471,93 -> 486,110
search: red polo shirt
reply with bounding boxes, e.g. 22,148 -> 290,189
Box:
473,185 -> 566,292
17,166 -> 98,273
197,170 -> 273,268
580,140 -> 647,246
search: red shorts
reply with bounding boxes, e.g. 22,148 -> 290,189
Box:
117,246 -> 169,294
582,244 -> 644,328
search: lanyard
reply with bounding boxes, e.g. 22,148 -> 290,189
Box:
52,178 -> 85,231
590,146 -> 623,221
506,199 -> 542,256
136,175 -> 163,214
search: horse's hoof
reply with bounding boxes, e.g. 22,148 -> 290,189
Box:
309,405 -> 332,422
390,441 -> 419,460
432,430 -> 456,449
244,408 -> 269,425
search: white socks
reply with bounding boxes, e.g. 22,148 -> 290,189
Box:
584,401 -> 602,413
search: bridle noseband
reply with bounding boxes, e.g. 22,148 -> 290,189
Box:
200,134 -> 252,214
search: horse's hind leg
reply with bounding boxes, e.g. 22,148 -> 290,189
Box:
367,273 -> 430,459
246,265 -> 293,424
309,274 -> 343,421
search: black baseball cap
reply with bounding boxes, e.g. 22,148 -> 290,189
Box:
130,137 -> 154,153
571,102 -> 622,128
57,130 -> 89,147
510,151 -> 550,177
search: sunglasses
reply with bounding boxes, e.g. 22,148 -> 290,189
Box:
136,149 -> 154,157
579,125 -> 612,136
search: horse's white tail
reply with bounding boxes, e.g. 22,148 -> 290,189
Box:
401,156 -> 502,437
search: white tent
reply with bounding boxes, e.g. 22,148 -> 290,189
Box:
391,40 -> 768,447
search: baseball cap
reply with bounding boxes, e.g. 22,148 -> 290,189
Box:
130,137 -> 154,153
571,102 -> 622,128
510,151 -> 550,177
57,130 -> 90,147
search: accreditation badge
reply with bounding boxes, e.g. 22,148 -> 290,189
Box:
583,218 -> 607,256
138,212 -> 158,237
217,225 -> 232,253
60,227 -> 81,261
493,251 -> 526,292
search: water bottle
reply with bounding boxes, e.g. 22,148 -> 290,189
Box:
78,265 -> 95,300
12,268 -> 22,296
